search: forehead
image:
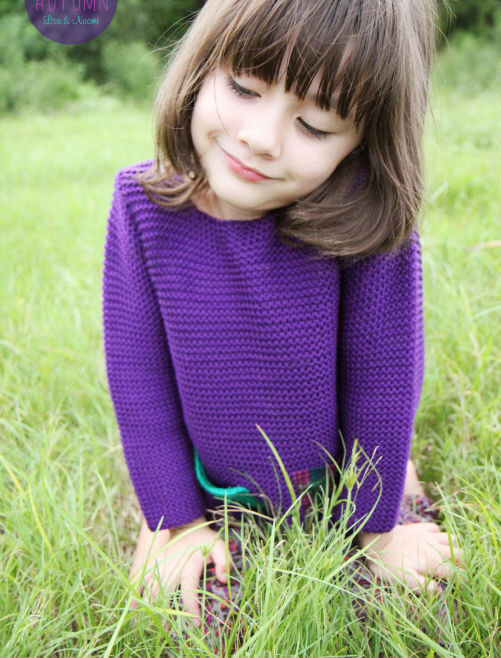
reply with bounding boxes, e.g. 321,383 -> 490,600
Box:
218,25 -> 364,123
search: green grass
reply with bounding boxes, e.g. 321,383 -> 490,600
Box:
1,35 -> 500,657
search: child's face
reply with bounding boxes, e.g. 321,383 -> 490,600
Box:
190,64 -> 363,221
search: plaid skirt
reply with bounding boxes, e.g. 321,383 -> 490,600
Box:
162,493 -> 462,656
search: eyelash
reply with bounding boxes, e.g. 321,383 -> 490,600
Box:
225,76 -> 331,140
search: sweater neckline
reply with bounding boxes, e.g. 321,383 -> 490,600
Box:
189,203 -> 277,226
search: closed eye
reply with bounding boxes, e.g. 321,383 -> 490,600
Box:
226,76 -> 257,98
297,118 -> 331,139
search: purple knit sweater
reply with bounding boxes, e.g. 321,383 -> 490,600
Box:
102,160 -> 425,534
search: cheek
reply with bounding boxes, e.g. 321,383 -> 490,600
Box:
190,96 -> 207,145
191,86 -> 221,140
300,139 -> 358,184
293,152 -> 342,189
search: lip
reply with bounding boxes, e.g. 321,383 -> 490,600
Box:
221,148 -> 274,182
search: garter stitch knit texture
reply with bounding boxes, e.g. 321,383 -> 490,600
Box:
102,160 -> 425,534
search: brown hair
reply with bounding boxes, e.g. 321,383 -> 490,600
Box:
136,0 -> 437,258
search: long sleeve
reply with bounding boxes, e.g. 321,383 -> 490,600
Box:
335,231 -> 425,533
102,171 -> 207,531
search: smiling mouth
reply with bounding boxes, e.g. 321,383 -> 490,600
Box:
220,148 -> 274,182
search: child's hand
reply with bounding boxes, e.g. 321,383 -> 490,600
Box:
358,522 -> 462,592
128,514 -> 232,628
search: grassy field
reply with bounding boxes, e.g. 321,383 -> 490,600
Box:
0,35 -> 500,657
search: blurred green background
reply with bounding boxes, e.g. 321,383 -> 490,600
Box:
0,0 -> 499,115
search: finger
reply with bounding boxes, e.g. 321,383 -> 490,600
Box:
420,522 -> 441,533
161,554 -> 186,591
419,549 -> 458,577
436,532 -> 459,546
128,571 -> 147,610
443,546 -> 464,567
180,570 -> 203,628
412,572 -> 442,594
128,582 -> 141,610
435,538 -> 464,562
424,560 -> 454,580
129,568 -> 144,590
425,538 -> 464,565
210,539 -> 233,583
451,547 -> 464,566
417,546 -> 464,580
145,577 -> 161,602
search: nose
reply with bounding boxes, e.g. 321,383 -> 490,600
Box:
237,108 -> 283,159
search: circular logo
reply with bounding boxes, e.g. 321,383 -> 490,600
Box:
25,0 -> 118,45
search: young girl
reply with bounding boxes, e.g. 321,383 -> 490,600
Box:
102,0 -> 462,648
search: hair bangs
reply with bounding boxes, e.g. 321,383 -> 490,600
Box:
215,0 -> 371,122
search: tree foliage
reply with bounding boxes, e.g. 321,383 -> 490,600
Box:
440,0 -> 499,39
0,0 -> 203,106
